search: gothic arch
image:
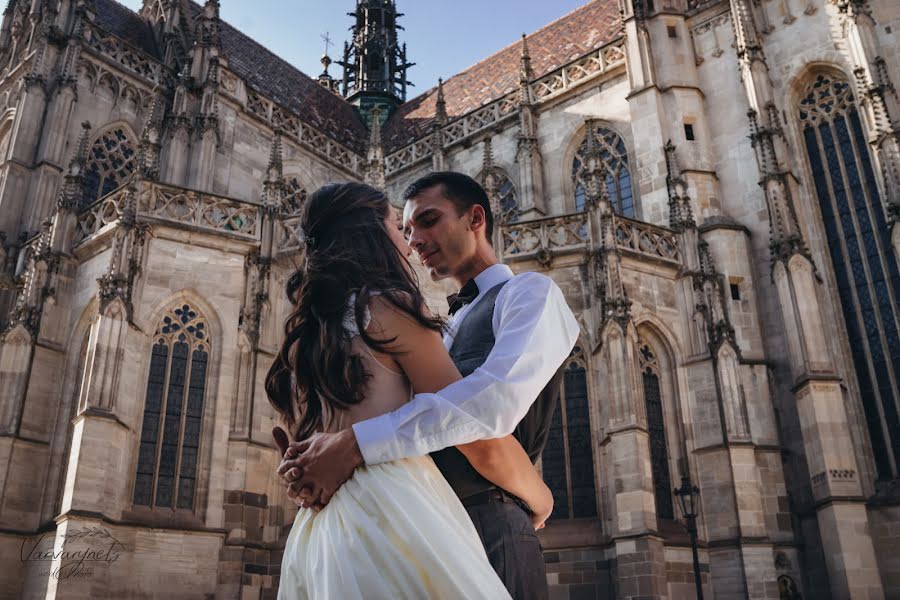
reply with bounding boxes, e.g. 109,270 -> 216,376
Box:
0,113 -> 14,164
83,122 -> 139,206
784,61 -> 856,116
130,290 -> 223,520
475,164 -> 519,223
789,67 -> 900,480
44,298 -> 100,521
562,119 -> 638,217
636,320 -> 687,523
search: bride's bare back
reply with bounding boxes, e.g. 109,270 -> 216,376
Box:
320,294 -> 460,433
322,336 -> 412,433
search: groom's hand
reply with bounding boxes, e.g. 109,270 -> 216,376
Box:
278,429 -> 364,508
273,427 -> 325,510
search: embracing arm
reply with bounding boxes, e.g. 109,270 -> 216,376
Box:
280,277 -> 577,511
376,299 -> 552,527
352,273 -> 580,464
456,437 -> 553,528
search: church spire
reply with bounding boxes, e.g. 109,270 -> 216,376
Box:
338,0 -> 414,124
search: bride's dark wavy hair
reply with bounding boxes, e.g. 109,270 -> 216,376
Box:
265,182 -> 443,441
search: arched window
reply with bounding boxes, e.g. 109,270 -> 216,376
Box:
481,167 -> 519,224
543,345 -> 598,520
493,170 -> 519,224
640,341 -> 674,520
134,304 -> 210,510
799,73 -> 900,479
572,125 -> 634,216
83,127 -> 137,206
282,176 -> 308,216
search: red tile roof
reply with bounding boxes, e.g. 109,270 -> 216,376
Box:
95,0 -> 621,160
382,0 -> 623,153
95,0 -> 368,154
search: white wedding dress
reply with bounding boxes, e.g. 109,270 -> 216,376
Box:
277,299 -> 511,600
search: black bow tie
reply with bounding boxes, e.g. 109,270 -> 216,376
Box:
447,280 -> 479,316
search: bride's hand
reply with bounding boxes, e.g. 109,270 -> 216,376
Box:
529,483 -> 553,530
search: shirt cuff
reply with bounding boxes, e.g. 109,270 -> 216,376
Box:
352,413 -> 402,465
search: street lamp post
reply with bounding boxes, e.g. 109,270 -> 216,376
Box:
675,475 -> 704,600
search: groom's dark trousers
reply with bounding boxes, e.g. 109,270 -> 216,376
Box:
430,281 -> 567,600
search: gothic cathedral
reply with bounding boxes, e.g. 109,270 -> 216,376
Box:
0,0 -> 898,598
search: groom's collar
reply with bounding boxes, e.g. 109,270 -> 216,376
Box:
471,263 -> 513,294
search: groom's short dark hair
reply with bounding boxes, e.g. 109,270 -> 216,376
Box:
402,171 -> 494,244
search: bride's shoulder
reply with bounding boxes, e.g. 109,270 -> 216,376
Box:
367,293 -> 437,347
343,290 -> 423,336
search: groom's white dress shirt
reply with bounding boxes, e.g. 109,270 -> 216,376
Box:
352,263 -> 581,465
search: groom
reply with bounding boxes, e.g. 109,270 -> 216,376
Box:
275,172 -> 579,599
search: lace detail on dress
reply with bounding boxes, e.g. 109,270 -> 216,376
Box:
342,293 -> 373,337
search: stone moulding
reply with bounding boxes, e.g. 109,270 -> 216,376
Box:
0,57 -> 31,96
384,37 -> 628,176
82,23 -> 173,88
83,19 -> 364,178
239,85 -> 365,177
500,212 -> 591,263
613,215 -> 681,265
499,211 -> 682,268
74,181 -> 263,246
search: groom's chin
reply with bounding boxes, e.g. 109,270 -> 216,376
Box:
426,266 -> 450,282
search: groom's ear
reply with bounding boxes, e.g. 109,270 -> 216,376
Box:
469,205 -> 487,236
272,426 -> 290,456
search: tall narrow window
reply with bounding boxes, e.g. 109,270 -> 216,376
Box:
493,170 -> 519,224
543,346 -> 598,520
799,73 -> 900,479
83,127 -> 137,206
641,342 -> 674,520
134,304 -> 210,510
572,125 -> 635,216
482,168 -> 519,224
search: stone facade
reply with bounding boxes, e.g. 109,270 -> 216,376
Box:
0,0 -> 898,599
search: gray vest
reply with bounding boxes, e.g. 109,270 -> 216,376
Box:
430,280 -> 567,501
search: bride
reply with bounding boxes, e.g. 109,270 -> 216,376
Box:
265,182 -> 553,599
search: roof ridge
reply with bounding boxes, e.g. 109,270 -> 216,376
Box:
382,0 -> 620,153
102,0 -> 367,154
184,1 -> 325,94
415,0 -> 600,96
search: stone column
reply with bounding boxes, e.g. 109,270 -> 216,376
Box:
164,75 -> 193,187
514,35 -> 546,218
190,54 -> 221,192
430,78 -> 448,172
0,79 -> 47,235
0,122 -> 93,532
218,131 -> 285,600
582,121 -> 669,597
728,0 -> 883,594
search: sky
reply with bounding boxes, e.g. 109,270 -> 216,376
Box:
117,0 -> 590,97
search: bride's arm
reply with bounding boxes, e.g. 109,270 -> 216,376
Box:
370,298 -> 553,529
455,437 -> 552,529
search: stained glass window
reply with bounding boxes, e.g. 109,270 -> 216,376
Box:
799,73 -> 900,479
572,125 -> 635,216
543,346 -> 598,520
641,343 -> 674,520
83,128 -> 137,206
134,304 -> 211,510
